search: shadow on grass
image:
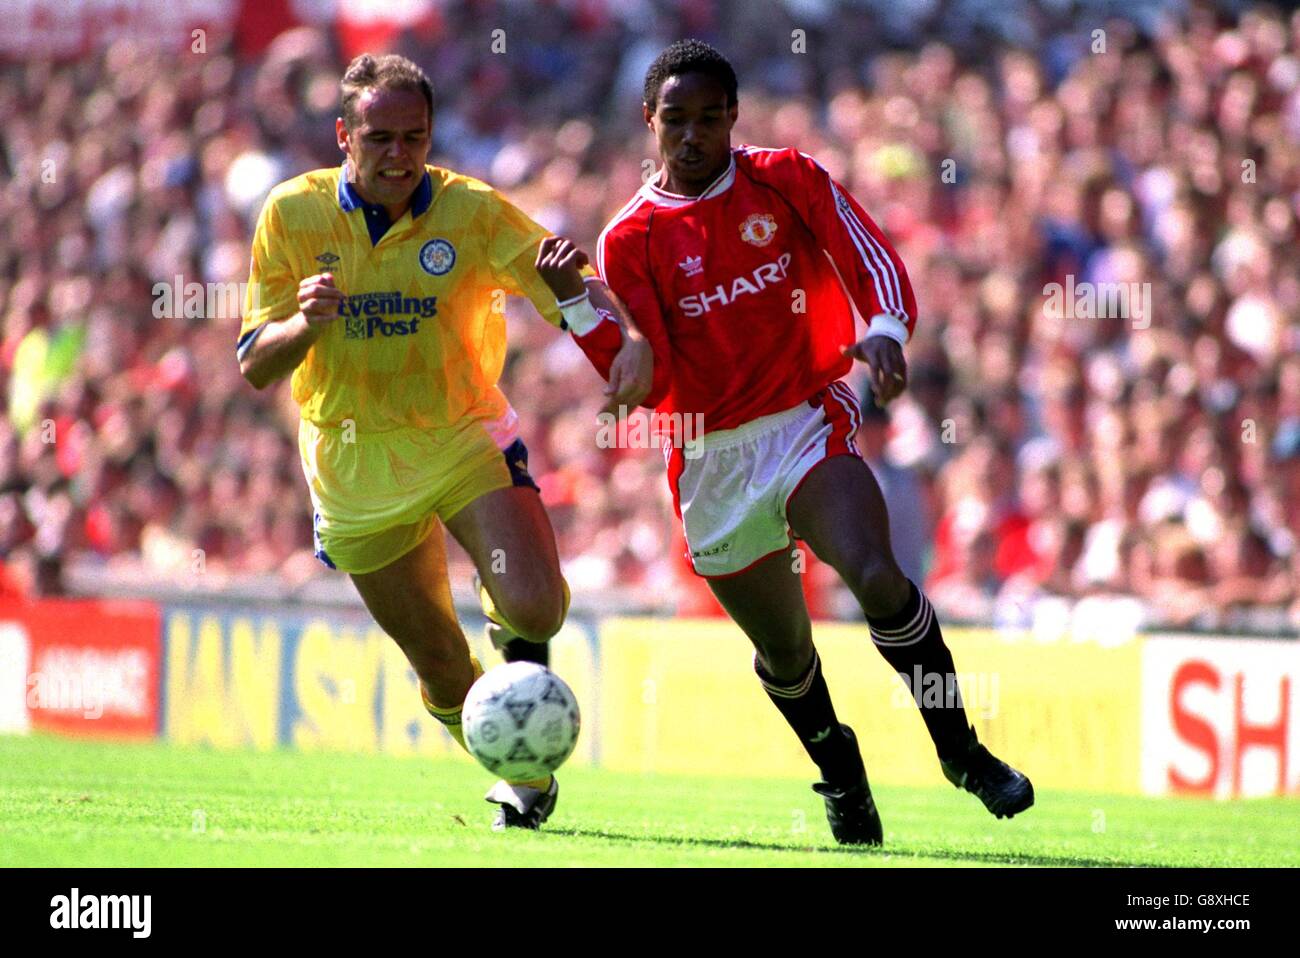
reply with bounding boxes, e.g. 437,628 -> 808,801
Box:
544,825 -> 1141,868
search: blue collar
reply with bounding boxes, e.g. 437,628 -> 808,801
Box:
337,164 -> 434,245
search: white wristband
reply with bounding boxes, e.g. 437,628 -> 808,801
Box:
557,291 -> 603,336
866,313 -> 909,347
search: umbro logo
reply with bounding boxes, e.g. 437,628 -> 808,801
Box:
678,254 -> 704,277
316,251 -> 340,267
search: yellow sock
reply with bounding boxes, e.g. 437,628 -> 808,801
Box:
478,578 -> 571,636
421,654 -> 484,753
509,774 -> 553,789
478,579 -> 507,629
421,659 -> 552,788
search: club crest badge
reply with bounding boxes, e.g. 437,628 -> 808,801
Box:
419,238 -> 456,275
739,213 -> 778,247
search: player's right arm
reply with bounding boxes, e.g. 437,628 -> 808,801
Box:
592,223 -> 673,409
480,185 -> 665,412
534,235 -> 653,415
238,274 -> 341,390
237,191 -> 342,390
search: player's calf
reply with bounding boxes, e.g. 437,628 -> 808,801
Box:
864,580 -> 1035,817
862,578 -> 981,759
754,650 -> 865,790
756,653 -> 882,846
788,459 -> 980,752
814,540 -> 977,759
348,533 -> 477,709
419,654 -> 484,751
842,553 -> 911,620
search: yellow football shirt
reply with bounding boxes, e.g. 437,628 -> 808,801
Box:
239,164 -> 598,553
240,163 -> 568,434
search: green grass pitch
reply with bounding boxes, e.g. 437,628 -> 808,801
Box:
2,734 -> 1296,867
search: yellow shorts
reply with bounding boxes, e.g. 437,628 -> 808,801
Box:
301,416 -> 539,576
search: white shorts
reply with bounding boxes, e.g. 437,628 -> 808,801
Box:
668,381 -> 863,578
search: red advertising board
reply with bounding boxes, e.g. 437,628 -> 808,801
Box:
0,597 -> 162,739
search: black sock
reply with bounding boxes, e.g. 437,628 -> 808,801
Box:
502,637 -> 550,667
754,651 -> 863,787
866,580 -> 975,760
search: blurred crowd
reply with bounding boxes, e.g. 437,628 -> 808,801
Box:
2,0 -> 1298,633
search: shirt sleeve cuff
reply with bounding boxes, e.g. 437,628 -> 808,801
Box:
866,313 -> 909,346
235,323 -> 267,362
557,291 -> 604,336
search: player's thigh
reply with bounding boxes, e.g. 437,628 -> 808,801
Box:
787,455 -> 908,609
349,522 -> 465,661
707,546 -> 814,671
443,485 -> 565,634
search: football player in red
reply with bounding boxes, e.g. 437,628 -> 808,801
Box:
567,40 -> 1033,845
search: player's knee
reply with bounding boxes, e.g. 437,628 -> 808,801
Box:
508,613 -> 563,644
755,639 -> 814,683
500,587 -> 566,643
849,557 -> 909,616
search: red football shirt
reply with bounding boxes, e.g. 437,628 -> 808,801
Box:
578,145 -> 917,433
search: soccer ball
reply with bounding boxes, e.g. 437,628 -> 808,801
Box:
462,663 -> 580,781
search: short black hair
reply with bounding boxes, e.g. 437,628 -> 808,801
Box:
643,39 -> 738,110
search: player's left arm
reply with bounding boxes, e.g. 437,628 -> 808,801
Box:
782,150 -> 917,405
485,191 -> 653,415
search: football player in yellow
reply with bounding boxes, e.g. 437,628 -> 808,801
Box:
237,53 -> 650,830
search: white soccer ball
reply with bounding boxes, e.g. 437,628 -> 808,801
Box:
462,663 -> 581,781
